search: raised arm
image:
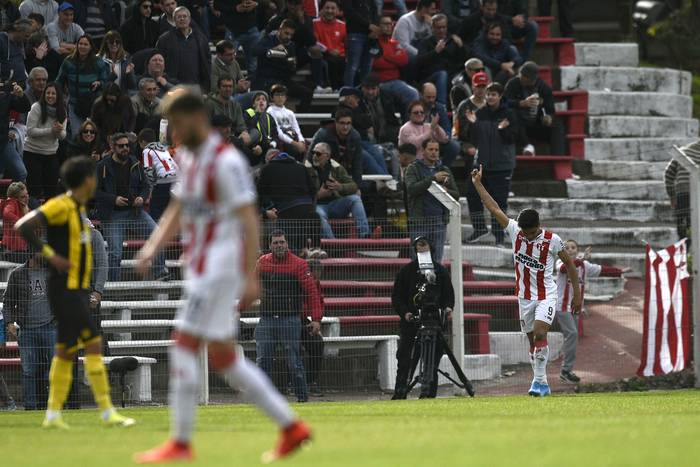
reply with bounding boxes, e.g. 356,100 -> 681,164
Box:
558,250 -> 582,314
470,165 -> 509,228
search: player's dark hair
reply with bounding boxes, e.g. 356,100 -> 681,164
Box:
269,229 -> 287,243
398,143 -> 417,156
61,156 -> 96,189
138,128 -> 157,144
334,106 -> 353,122
517,209 -> 540,230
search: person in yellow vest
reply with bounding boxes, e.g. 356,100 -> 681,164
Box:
243,91 -> 279,167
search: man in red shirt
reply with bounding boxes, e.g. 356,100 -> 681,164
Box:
372,15 -> 418,116
313,0 -> 346,91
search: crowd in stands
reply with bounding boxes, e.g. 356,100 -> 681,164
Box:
0,0 -> 570,268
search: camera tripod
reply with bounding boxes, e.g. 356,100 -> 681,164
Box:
405,318 -> 475,398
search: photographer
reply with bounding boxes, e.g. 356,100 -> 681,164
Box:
391,236 -> 455,399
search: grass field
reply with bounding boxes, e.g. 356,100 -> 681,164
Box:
2,390 -> 700,467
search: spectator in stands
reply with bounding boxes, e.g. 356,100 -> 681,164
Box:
464,82 -> 516,245
205,76 -> 248,140
214,0 -> 260,78
66,119 -> 104,160
25,66 -> 48,106
141,51 -> 177,97
308,107 -> 364,185
404,139 -> 459,262
2,182 -> 30,263
453,71 -> 489,163
157,0 -> 178,34
254,19 -> 313,113
420,82 -> 459,168
359,73 -> 402,147
0,19 -> 32,87
0,80 -> 30,182
338,85 -> 390,176
664,141 -> 700,240
373,15 -> 419,116
267,84 -> 307,162
392,0 -> 436,58
3,254 -> 54,410
55,34 -> 108,137
256,230 -> 323,403
19,0 -> 58,25
23,82 -> 66,200
472,22 -> 522,85
504,61 -> 565,155
301,257 -> 325,395
90,82 -> 136,146
497,0 -> 539,62
131,77 -> 161,133
341,0 -> 380,87
257,150 -> 325,257
450,57 -> 485,110
88,219 -> 108,352
45,2 -> 83,56
441,0 -> 479,32
120,0 -> 160,54
96,132 -> 167,281
306,142 -> 371,239
24,33 -> 62,83
391,236 -> 454,399
27,12 -> 44,32
0,308 -> 17,409
415,13 -> 467,106
313,0 -> 346,92
98,31 -> 137,93
156,6 -> 211,92
244,91 -> 279,167
396,143 -> 418,210
210,40 -> 248,96
538,0 -> 574,38
398,101 -> 448,159
460,0 -> 516,46
140,129 -> 178,221
0,0 -> 20,30
73,0 -> 118,47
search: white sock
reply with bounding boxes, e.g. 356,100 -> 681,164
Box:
101,408 -> 115,420
534,345 -> 549,384
225,356 -> 295,428
169,345 -> 199,443
45,409 -> 60,421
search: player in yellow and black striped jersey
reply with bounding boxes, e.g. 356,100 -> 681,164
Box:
15,156 -> 135,430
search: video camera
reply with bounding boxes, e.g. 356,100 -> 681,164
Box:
411,280 -> 445,328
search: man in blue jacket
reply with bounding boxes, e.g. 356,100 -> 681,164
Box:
95,133 -> 167,281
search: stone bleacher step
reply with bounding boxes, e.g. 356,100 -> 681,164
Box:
588,116 -> 699,138
584,137 -> 696,162
565,179 -> 667,201
589,160 -> 668,181
560,66 -> 692,95
574,43 -> 640,68
459,197 -> 672,223
587,92 -> 693,118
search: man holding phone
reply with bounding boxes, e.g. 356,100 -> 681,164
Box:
404,138 -> 459,262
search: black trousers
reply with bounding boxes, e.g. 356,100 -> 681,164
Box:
466,169 -> 512,242
323,53 -> 346,91
300,319 -> 324,385
394,322 -> 443,398
538,0 -> 575,37
24,151 -> 59,200
517,117 -> 567,155
149,183 -> 173,222
276,204 -> 322,253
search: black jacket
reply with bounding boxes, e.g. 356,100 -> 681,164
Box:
253,32 -> 298,85
257,154 -> 316,213
504,76 -> 555,126
358,91 -> 402,144
459,11 -> 511,45
95,154 -> 150,221
469,102 -> 517,172
215,0 -> 258,35
265,10 -> 317,50
392,259 -> 455,324
415,35 -> 468,80
156,27 -> 211,92
120,1 -> 160,54
0,90 -> 30,148
340,0 -> 378,35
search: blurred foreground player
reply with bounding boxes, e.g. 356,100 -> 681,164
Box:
15,157 -> 135,429
470,165 -> 581,397
133,89 -> 311,464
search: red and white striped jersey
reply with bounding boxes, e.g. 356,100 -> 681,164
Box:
172,133 -> 256,281
141,142 -> 179,185
505,219 -> 565,301
555,259 -> 602,312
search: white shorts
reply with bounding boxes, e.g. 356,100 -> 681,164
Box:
175,276 -> 242,341
518,298 -> 557,333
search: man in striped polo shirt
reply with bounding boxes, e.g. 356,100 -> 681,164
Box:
471,164 -> 582,397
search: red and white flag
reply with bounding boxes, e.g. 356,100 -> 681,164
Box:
637,240 -> 691,377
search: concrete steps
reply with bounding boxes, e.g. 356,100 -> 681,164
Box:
560,66 -> 692,95
584,137 -> 695,162
565,180 -> 667,200
588,116 -> 698,138
459,197 -> 673,223
574,43 -> 639,67
589,160 -> 667,180
587,92 -> 693,118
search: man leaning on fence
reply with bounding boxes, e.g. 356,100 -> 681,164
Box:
255,230 -> 323,403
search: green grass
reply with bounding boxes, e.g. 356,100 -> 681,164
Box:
3,390 -> 700,466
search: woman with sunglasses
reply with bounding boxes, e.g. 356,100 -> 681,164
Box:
98,30 -> 137,93
119,0 -> 160,54
398,101 -> 448,159
67,119 -> 105,161
23,82 -> 67,199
